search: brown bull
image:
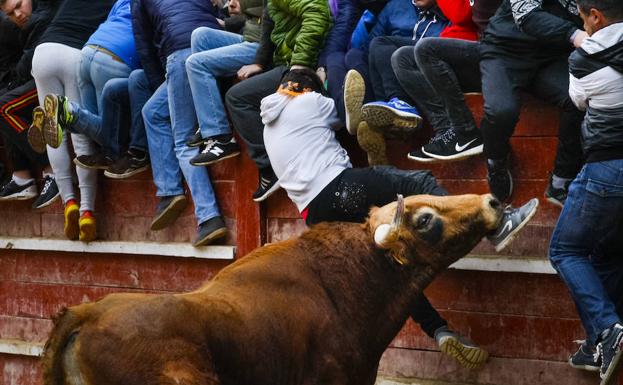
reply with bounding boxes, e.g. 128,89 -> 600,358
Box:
43,193 -> 503,385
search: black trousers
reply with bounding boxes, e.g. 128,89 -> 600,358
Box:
368,36 -> 415,102
479,45 -> 584,179
307,166 -> 449,337
397,37 -> 482,134
0,80 -> 48,172
225,66 -> 288,173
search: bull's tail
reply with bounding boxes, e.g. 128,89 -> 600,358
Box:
42,306 -> 88,385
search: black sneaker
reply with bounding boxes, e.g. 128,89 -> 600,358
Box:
193,216 -> 228,246
597,323 -> 623,384
150,194 -> 188,231
186,129 -> 204,147
252,170 -> 280,202
487,198 -> 539,252
407,147 -> 435,162
422,129 -> 483,161
190,137 -> 241,166
104,150 -> 150,179
545,175 -> 570,208
487,157 -> 513,202
569,340 -> 600,372
73,153 -> 114,170
0,179 -> 37,200
32,175 -> 60,209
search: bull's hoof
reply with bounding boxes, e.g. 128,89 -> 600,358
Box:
357,121 -> 389,166
438,334 -> 489,370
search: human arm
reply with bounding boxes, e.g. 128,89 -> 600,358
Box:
509,0 -> 580,45
273,0 -> 333,68
131,0 -> 165,90
252,2 -> 276,69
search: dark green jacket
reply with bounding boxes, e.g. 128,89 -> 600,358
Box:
256,0 -> 331,68
240,0 -> 263,43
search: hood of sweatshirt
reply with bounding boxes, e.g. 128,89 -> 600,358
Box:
260,92 -> 294,125
580,22 -> 623,73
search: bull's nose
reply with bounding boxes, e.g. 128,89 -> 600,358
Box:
488,197 -> 501,210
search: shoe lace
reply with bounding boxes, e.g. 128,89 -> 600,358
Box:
41,177 -> 54,195
429,130 -> 456,146
201,139 -> 217,154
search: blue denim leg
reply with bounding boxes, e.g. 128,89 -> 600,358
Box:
71,78 -> 130,158
78,45 -> 132,114
128,69 -> 150,152
142,82 -> 184,197
549,160 -> 623,344
186,41 -> 258,138
167,48 -> 220,224
190,27 -> 245,54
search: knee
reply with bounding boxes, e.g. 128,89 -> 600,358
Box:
390,46 -> 415,73
102,78 -> 128,101
185,53 -> 201,74
414,38 -> 436,60
191,27 -> 210,50
225,83 -> 245,108
483,100 -> 520,127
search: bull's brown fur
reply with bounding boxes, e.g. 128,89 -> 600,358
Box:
43,194 -> 502,385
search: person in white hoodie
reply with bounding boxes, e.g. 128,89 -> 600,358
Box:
548,0 -> 623,381
261,67 -> 540,369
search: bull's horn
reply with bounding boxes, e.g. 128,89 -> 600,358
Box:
374,195 -> 405,247
391,194 -> 404,228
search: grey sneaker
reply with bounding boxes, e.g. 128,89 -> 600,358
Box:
193,216 -> 228,246
597,323 -> 623,384
434,326 -> 488,369
569,340 -> 600,372
343,69 -> 365,135
150,195 -> 188,231
487,198 -> 539,252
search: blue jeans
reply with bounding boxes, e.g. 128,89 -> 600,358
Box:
142,48 -> 220,224
549,160 -> 623,344
72,70 -> 150,156
185,27 -> 258,138
78,45 -> 132,114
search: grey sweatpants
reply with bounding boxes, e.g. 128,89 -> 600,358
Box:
32,43 -> 97,214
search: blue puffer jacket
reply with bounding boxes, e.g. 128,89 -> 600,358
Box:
131,0 -> 222,89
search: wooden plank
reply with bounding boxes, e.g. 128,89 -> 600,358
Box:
0,354 -> 42,385
9,249 -> 228,291
0,316 -> 52,343
378,347 -> 597,385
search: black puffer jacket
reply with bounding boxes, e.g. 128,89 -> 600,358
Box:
481,0 -> 581,55
0,17 -> 21,88
131,0 -> 223,90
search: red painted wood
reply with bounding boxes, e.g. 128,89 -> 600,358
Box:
1,355 -> 42,385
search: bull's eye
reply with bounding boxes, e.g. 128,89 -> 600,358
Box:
416,213 -> 433,229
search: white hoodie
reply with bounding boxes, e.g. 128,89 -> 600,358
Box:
261,91 -> 352,212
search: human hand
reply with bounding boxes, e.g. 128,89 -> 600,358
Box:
217,18 -> 225,27
316,67 -> 326,83
573,30 -> 589,48
237,64 -> 264,80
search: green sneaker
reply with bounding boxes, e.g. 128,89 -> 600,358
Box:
43,94 -> 74,148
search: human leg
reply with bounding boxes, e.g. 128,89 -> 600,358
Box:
166,48 -> 225,245
186,41 -> 256,140
533,57 -> 584,206
363,36 -> 421,129
225,66 -> 287,201
549,160 -> 623,381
